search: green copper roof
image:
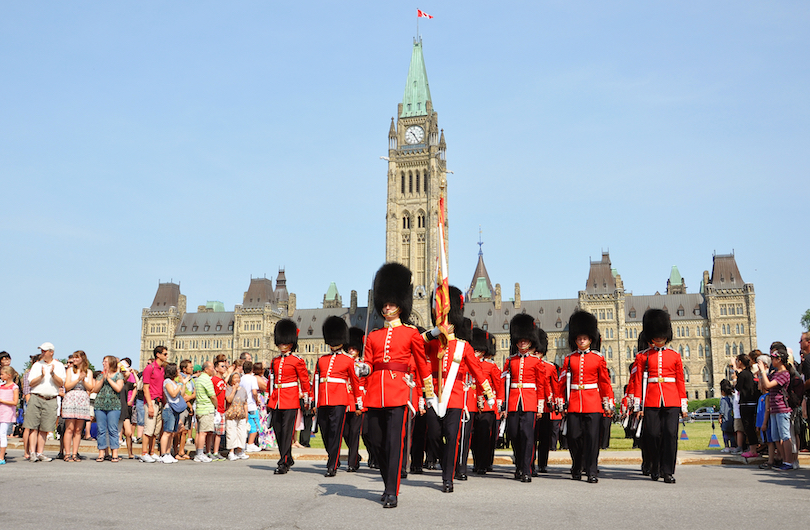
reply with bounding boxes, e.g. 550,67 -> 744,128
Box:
669,266 -> 683,286
401,40 -> 432,118
470,277 -> 492,300
206,300 -> 225,312
325,282 -> 340,301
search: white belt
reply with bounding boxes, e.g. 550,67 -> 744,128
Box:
653,377 -> 676,383
275,382 -> 298,389
322,377 -> 347,384
573,383 -> 598,390
510,383 -> 536,389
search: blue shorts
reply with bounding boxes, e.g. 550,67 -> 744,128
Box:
770,412 -> 791,442
135,399 -> 145,427
247,411 -> 260,434
162,407 -> 181,433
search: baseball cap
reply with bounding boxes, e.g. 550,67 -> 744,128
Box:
38,342 -> 55,352
193,364 -> 202,372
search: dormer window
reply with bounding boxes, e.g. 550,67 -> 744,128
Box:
204,325 -> 210,331
192,325 -> 198,332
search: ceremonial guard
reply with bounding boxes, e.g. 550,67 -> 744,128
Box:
343,326 -> 370,472
470,327 -> 501,475
268,318 -> 311,475
364,263 -> 434,508
559,310 -> 613,483
626,331 -> 651,475
428,302 -> 493,492
455,318 -> 476,481
497,313 -> 547,482
310,316 -> 363,477
631,309 -> 687,483
531,328 -> 556,475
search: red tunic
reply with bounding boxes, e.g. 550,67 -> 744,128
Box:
630,347 -> 688,410
268,353 -> 310,410
309,350 -> 362,409
364,320 -> 432,408
475,357 -> 502,412
497,354 -> 547,413
435,337 -> 489,410
559,350 -> 613,414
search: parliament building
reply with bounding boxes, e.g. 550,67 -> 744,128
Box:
139,39 -> 757,400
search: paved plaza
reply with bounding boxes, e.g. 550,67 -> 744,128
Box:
2,446 -> 809,529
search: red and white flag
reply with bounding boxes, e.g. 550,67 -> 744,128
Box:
417,9 -> 433,19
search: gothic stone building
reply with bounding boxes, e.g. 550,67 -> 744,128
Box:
139,39 -> 757,398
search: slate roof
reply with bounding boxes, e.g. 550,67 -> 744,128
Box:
291,307 -> 384,339
624,293 -> 707,321
150,283 -> 180,310
710,254 -> 744,288
585,252 -> 616,294
243,278 -> 276,309
465,299 -> 580,333
176,312 -> 235,336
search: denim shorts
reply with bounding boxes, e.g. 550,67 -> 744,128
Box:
770,412 -> 791,441
162,407 -> 181,433
135,399 -> 145,427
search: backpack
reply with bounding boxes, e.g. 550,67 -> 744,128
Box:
781,370 -> 804,411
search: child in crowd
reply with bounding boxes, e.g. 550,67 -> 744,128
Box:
719,380 -> 734,452
159,363 -> 185,464
0,366 -> 20,464
225,372 -> 249,460
755,355 -> 777,469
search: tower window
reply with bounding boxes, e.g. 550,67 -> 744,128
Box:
415,172 -> 420,193
409,173 -> 413,193
401,174 -> 405,195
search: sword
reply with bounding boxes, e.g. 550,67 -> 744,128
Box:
459,375 -> 471,468
561,370 -> 572,436
499,364 -> 511,438
635,371 -> 648,439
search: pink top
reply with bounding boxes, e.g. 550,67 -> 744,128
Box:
0,382 -> 18,423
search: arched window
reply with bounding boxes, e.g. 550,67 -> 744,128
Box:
679,345 -> 684,355
702,366 -> 710,382
732,343 -> 738,356
608,367 -> 616,384
415,172 -> 420,193
401,173 -> 405,194
626,346 -> 631,360
683,367 -> 690,383
739,342 -> 745,355
725,365 -> 735,380
684,345 -> 690,358
409,173 -> 413,193
607,346 -> 613,360
699,345 -> 704,358
725,343 -> 731,356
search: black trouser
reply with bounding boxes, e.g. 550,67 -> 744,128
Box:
362,412 -> 377,468
424,406 -> 444,466
342,409 -> 363,469
533,412 -> 552,471
643,406 -> 679,476
567,412 -> 601,478
410,411 -> 427,470
318,405 -> 347,472
272,408 -> 298,469
457,410 -> 473,476
471,411 -> 496,471
740,404 -> 758,448
439,408 -> 464,483
299,412 -> 313,446
550,418 -> 561,451
600,415 -> 612,449
507,404 -> 536,477
367,406 -> 407,496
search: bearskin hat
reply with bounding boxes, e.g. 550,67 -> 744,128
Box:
637,331 -> 648,352
429,285 -> 465,330
568,310 -> 599,352
457,317 -> 473,342
322,316 -> 349,348
471,327 -> 496,357
642,309 -> 672,344
510,313 -> 539,351
348,327 -> 364,356
274,318 -> 299,351
373,262 -> 413,323
536,327 -> 549,355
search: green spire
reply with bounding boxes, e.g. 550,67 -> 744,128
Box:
669,266 -> 683,286
325,282 -> 340,301
401,39 -> 432,118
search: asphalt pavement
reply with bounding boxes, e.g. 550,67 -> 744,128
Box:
2,445 -> 809,530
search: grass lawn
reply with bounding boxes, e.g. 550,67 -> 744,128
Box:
608,420 -> 726,451
300,421 -> 726,453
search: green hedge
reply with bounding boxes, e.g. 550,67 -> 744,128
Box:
687,398 -> 720,412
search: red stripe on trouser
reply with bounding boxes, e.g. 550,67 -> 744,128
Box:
395,410 -> 407,495
452,413 -> 463,476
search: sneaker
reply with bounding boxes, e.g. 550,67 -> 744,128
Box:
730,448 -> 741,454
228,452 -> 239,461
775,463 -> 794,471
0,459 -> 5,465
150,453 -> 161,463
741,451 -> 758,458
793,461 -> 800,470
758,462 -> 773,469
29,454 -> 39,463
162,454 -> 178,464
211,453 -> 226,461
238,452 -> 249,460
720,448 -> 731,453
36,454 -> 53,462
140,454 -> 155,463
193,453 -> 212,463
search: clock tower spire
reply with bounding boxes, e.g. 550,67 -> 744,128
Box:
384,38 -> 448,328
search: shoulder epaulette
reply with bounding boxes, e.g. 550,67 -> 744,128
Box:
404,323 -> 418,330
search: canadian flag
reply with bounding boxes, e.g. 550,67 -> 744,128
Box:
417,9 -> 433,19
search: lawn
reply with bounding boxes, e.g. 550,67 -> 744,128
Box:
607,420 -> 726,451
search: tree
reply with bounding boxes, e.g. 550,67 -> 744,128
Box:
802,309 -> 810,331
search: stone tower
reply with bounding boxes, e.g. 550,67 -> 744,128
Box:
384,38 -> 448,328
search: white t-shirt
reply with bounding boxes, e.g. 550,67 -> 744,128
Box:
240,373 -> 259,412
732,390 -> 741,419
29,359 -> 67,397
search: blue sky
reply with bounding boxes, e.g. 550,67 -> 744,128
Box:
2,2 -> 808,369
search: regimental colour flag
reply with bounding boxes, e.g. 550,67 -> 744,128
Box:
417,9 -> 433,19
435,197 -> 450,341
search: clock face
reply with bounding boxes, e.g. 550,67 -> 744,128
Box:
405,125 -> 425,145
